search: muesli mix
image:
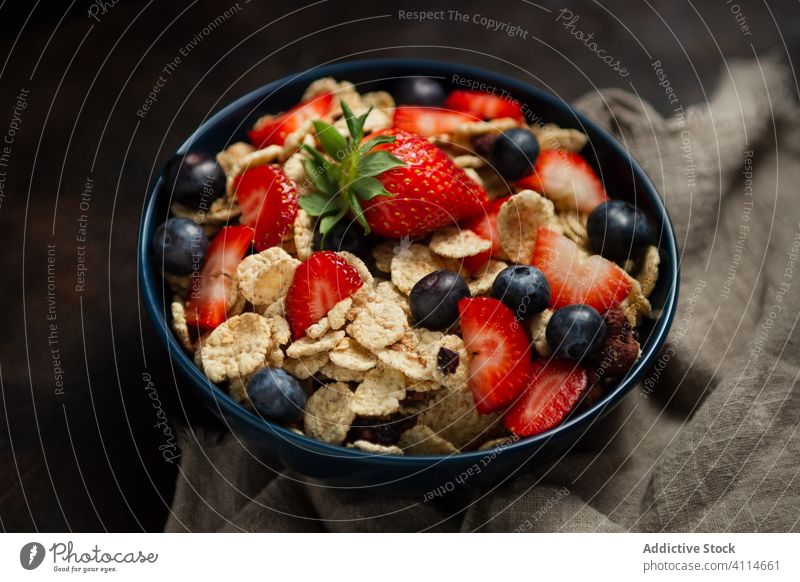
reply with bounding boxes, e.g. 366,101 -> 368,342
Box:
153,76 -> 660,454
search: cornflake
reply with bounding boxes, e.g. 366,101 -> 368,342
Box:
478,435 -> 517,451
327,297 -> 352,331
360,90 -> 395,114
348,302 -> 408,352
533,123 -> 588,152
329,337 -> 378,371
430,227 -> 491,259
376,329 -> 441,381
303,382 -> 355,445
558,210 -> 590,250
347,440 -> 403,455
286,330 -> 345,359
200,313 -> 271,383
497,189 -> 557,264
636,245 -> 660,297
528,309 -> 553,356
621,277 -> 652,327
374,281 -> 411,317
236,247 -> 300,306
216,141 -> 255,175
351,366 -> 407,416
468,260 -> 507,296
170,297 -> 193,351
284,352 -> 329,380
399,424 -> 458,455
292,209 -> 315,260
371,241 -> 396,273
391,244 -> 457,294
319,361 -> 367,383
419,389 -> 502,449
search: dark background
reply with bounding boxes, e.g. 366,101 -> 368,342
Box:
0,0 -> 797,532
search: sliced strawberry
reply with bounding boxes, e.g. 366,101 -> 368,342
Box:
517,149 -> 608,214
393,106 -> 473,137
248,92 -> 333,148
458,297 -> 533,414
459,195 -> 509,273
444,90 -> 524,120
234,165 -> 298,252
531,228 -> 631,312
505,358 -> 589,436
285,251 -> 364,339
185,225 -> 254,330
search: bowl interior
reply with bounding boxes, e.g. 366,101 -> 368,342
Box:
139,58 -> 679,464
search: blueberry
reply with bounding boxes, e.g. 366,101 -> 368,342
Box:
313,219 -> 370,259
546,304 -> 606,361
490,128 -> 540,181
395,77 -> 446,106
247,368 -> 307,423
162,150 -> 226,208
587,200 -> 655,262
152,217 -> 208,276
491,265 -> 550,320
409,269 -> 470,330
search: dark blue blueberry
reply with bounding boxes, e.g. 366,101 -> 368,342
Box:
247,368 -> 307,424
313,219 -> 370,259
587,200 -> 655,262
162,150 -> 226,208
491,265 -> 550,320
394,77 -> 446,106
152,217 -> 208,276
546,304 -> 606,361
409,269 -> 471,330
490,128 -> 540,181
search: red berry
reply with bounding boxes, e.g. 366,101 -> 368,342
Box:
185,225 -> 254,330
459,195 -> 509,273
363,129 -> 488,238
285,251 -> 364,339
393,106 -> 473,137
234,165 -> 298,251
444,90 -> 524,120
458,297 -> 533,414
532,227 -> 631,312
516,149 -> 608,214
505,359 -> 588,436
248,92 -> 333,148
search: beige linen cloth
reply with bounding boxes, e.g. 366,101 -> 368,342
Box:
166,58 -> 800,532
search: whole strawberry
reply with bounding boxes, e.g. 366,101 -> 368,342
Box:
298,101 -> 488,240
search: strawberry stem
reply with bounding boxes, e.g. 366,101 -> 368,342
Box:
298,99 -> 406,241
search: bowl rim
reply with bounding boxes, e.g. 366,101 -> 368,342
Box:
139,57 -> 679,465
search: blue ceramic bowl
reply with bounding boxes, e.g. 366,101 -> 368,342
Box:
139,59 -> 679,493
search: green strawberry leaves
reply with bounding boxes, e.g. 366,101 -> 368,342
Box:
298,99 -> 405,237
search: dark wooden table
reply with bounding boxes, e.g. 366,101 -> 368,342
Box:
1,0 -> 797,531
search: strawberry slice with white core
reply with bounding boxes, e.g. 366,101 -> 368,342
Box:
505,358 -> 589,437
393,106 -> 474,137
185,225 -> 254,330
517,149 -> 608,214
458,297 -> 533,414
248,92 -> 333,148
285,251 -> 364,339
234,165 -> 298,251
532,227 -> 631,312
